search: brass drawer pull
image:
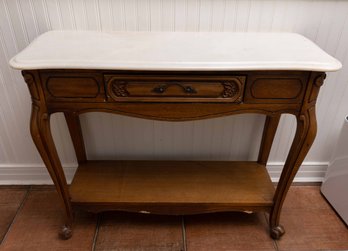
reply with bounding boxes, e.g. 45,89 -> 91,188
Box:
152,82 -> 197,94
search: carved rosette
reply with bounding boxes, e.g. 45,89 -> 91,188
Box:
314,73 -> 326,87
110,80 -> 129,97
222,81 -> 238,98
221,78 -> 243,102
309,72 -> 327,103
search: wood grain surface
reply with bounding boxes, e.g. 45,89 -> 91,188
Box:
70,160 -> 274,214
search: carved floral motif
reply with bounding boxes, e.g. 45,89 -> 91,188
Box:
222,81 -> 240,99
111,80 -> 129,97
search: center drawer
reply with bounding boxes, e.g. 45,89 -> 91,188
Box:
104,75 -> 246,102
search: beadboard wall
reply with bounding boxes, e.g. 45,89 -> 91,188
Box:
0,0 -> 348,184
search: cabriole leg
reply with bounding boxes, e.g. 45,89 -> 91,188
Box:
30,105 -> 74,239
64,112 -> 87,164
269,107 -> 317,239
258,114 -> 281,165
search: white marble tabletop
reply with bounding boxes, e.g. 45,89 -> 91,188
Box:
9,31 -> 341,72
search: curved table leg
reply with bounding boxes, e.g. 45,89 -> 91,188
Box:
269,106 -> 317,239
30,104 -> 74,239
64,112 -> 87,164
258,114 -> 281,165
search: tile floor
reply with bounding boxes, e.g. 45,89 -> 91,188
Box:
0,185 -> 347,251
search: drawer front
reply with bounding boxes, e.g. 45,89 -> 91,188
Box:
41,71 -> 105,102
244,72 -> 309,104
105,75 -> 246,102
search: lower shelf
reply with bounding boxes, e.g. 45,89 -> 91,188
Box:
69,160 -> 275,214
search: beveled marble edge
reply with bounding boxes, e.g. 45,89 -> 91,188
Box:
9,31 -> 342,72
9,59 -> 341,72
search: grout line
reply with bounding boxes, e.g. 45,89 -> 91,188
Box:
0,186 -> 31,245
263,212 -> 279,251
91,213 -> 101,251
274,238 -> 280,251
181,216 -> 187,251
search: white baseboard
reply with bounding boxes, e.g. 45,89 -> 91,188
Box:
0,163 -> 77,185
0,162 -> 328,185
266,162 -> 328,183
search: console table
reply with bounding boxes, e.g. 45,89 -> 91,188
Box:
10,31 -> 341,240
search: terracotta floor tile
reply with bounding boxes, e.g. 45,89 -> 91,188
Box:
95,212 -> 184,251
281,186 -> 332,210
275,186 -> 348,251
0,187 -> 28,205
185,212 -> 276,251
0,185 -> 347,251
0,190 -> 97,251
0,188 -> 28,243
276,209 -> 348,251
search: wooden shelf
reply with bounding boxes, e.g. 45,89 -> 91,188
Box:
69,161 -> 275,214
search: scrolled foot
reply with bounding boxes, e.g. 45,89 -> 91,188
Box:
59,225 -> 73,240
270,225 -> 285,240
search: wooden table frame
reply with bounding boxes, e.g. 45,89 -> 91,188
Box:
22,69 -> 326,240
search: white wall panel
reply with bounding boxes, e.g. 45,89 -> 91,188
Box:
1,0 -> 348,183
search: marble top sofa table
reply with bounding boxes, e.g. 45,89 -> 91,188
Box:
10,31 -> 341,240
